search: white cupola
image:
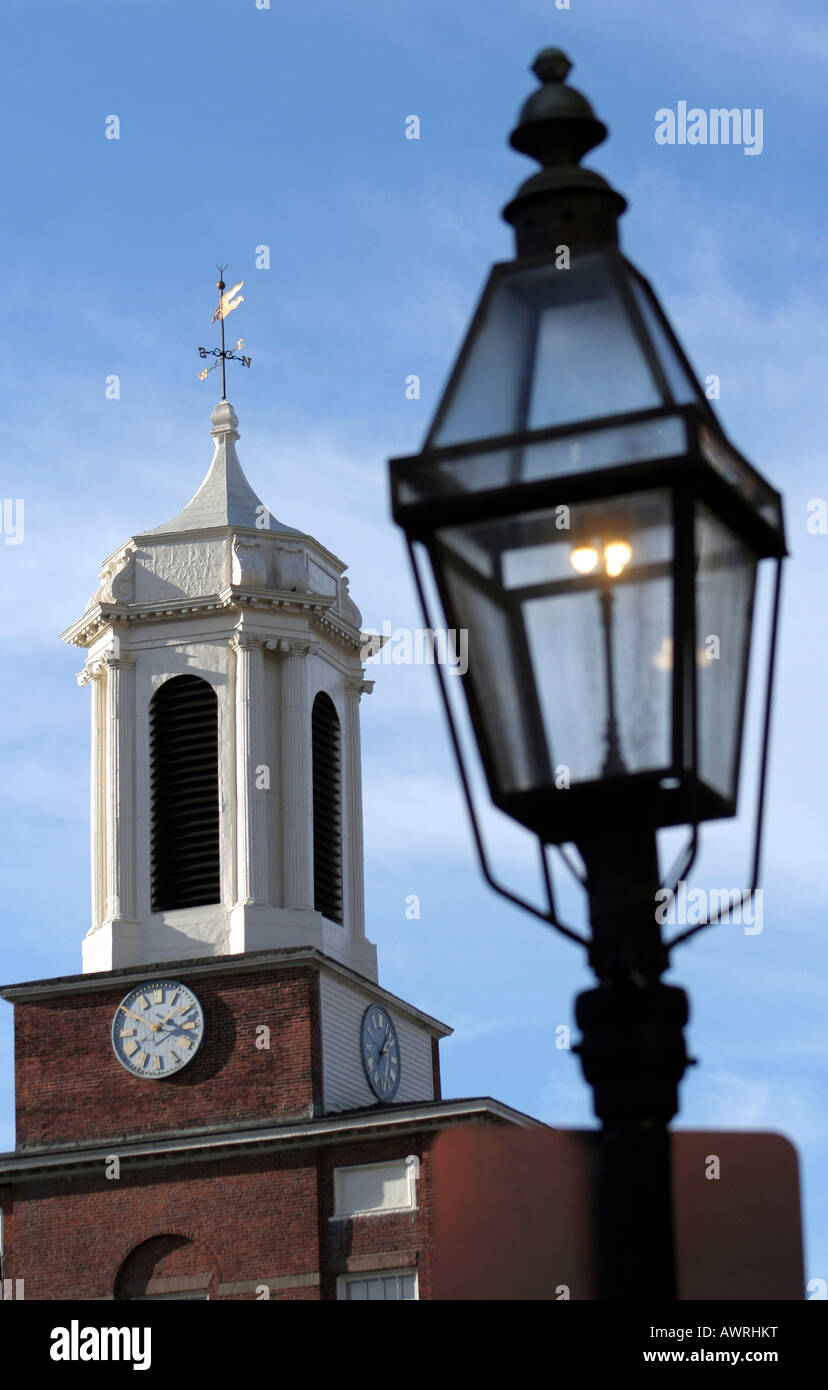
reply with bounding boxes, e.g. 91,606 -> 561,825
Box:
62,401 -> 378,982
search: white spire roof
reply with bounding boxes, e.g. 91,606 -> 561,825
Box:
143,400 -> 298,536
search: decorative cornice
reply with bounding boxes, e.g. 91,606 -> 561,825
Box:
63,603 -> 136,649
221,586 -> 334,614
0,1099 -> 544,1182
230,631 -> 317,658
229,632 -> 263,653
85,541 -> 137,611
344,677 -> 375,697
77,663 -> 103,688
281,637 -> 318,659
61,586 -> 365,654
0,945 -> 453,1035
76,650 -> 135,686
310,608 -> 364,652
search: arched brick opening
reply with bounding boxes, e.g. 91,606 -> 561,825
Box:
114,1233 -> 219,1301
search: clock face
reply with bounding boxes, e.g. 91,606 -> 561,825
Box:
360,1004 -> 401,1102
111,981 -> 205,1079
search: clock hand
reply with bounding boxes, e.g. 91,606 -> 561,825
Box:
154,1001 -> 195,1032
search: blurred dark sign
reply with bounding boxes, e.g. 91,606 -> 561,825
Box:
433,1128 -> 804,1300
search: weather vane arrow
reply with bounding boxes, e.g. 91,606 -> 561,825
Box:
197,264 -> 252,398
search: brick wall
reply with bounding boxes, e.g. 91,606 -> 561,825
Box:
13,966 -> 321,1148
0,1132 -> 444,1300
319,1134 -> 435,1300
1,1150 -> 322,1300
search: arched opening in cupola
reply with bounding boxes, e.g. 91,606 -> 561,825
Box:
312,691 -> 343,925
150,675 -> 221,912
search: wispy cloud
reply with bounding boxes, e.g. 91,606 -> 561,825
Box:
683,1068 -> 828,1148
601,0 -> 828,81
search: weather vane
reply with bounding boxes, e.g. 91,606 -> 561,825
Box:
197,264 -> 252,398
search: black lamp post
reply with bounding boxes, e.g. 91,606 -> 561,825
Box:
389,49 -> 786,1300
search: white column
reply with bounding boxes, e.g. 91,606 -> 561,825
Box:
79,661 -> 107,932
281,641 -> 314,908
233,634 -> 269,905
103,651 -> 136,922
343,677 -> 372,940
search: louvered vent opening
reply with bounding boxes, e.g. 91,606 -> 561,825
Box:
150,675 -> 221,912
312,692 -> 343,925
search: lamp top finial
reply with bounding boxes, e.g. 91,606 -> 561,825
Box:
510,47 -> 606,163
503,48 -> 627,256
531,48 -> 572,84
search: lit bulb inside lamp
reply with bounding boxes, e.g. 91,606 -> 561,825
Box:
570,545 -> 599,575
603,540 -> 632,578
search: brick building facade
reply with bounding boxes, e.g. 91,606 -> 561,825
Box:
0,950 -> 530,1300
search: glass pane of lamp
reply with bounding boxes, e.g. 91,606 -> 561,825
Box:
436,489 -> 674,798
397,414 -> 689,503
428,251 -> 705,450
437,552 -> 541,795
694,503 -> 757,805
627,273 -> 703,409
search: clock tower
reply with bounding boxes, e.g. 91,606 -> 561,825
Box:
0,401 -> 538,1301
62,397 -> 377,983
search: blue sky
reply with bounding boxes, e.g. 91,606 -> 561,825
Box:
2,0 -> 827,1290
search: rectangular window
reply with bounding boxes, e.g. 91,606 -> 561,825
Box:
333,1159 -> 418,1219
338,1271 -> 418,1301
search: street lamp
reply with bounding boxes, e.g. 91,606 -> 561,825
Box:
389,49 -> 786,1299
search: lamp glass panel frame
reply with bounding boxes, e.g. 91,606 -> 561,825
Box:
426,481 -> 758,844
